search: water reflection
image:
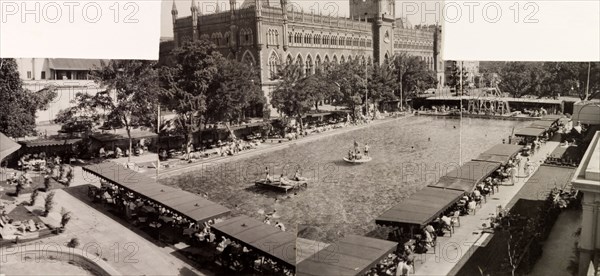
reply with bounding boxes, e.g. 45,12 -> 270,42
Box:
162,117 -> 531,242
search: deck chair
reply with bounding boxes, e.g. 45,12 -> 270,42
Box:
451,211 -> 461,227
126,162 -> 138,171
468,201 -> 477,215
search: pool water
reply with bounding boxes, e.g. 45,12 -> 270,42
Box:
162,117 -> 530,242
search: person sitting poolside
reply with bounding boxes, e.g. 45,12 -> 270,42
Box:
293,169 -> 307,181
441,215 -> 452,231
279,174 -> 289,186
275,221 -> 286,231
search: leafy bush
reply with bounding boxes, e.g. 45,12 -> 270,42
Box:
67,238 -> 80,248
44,191 -> 56,216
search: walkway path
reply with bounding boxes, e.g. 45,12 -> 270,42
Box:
8,187 -> 210,276
413,141 -> 560,276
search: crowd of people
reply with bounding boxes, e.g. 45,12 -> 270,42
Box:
365,251 -> 415,276
98,139 -> 149,159
87,177 -> 293,275
347,141 -> 370,161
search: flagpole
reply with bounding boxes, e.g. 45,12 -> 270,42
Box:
156,104 -> 160,179
585,62 -> 591,101
459,61 -> 463,166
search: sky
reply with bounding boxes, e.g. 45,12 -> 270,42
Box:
161,0 -> 442,38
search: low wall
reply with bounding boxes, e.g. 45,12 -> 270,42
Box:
0,249 -> 121,276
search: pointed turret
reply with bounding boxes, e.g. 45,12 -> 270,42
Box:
191,0 -> 198,40
281,0 -> 288,50
172,0 -> 179,47
229,0 -> 238,51
171,0 -> 178,21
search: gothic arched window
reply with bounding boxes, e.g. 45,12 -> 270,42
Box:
306,55 -> 313,75
315,55 -> 322,74
268,51 -> 280,79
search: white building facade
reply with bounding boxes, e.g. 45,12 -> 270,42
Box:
15,58 -> 106,124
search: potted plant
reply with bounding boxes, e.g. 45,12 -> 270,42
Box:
44,191 -> 56,217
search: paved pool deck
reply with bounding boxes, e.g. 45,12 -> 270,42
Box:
412,141 -> 561,276
2,185 -> 210,276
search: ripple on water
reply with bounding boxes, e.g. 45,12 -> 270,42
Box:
161,117 -> 531,243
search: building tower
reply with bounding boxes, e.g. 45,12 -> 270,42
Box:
255,0 -> 263,48
229,0 -> 238,53
191,0 -> 198,41
171,0 -> 179,47
350,0 -> 394,64
281,0 -> 289,51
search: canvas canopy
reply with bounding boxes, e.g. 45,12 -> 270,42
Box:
540,114 -> 564,121
83,162 -> 229,223
514,127 -> 545,137
19,138 -> 81,148
90,129 -> 157,143
529,120 -> 555,130
211,215 -> 296,269
375,186 -> 464,227
297,235 -> 398,276
435,160 -> 501,187
0,132 -> 21,161
473,144 -> 523,165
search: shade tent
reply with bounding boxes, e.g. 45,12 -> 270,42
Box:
375,187 -> 464,227
431,160 -> 501,191
473,144 -> 523,165
297,235 -> 398,276
0,132 -> 21,161
211,215 -> 296,269
83,162 -> 230,223
431,177 -> 478,192
540,115 -> 564,121
529,120 -> 555,130
514,127 -> 546,137
18,138 -> 82,148
90,129 -> 158,143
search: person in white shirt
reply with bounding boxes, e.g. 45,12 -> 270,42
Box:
275,222 -> 286,231
441,215 -> 452,229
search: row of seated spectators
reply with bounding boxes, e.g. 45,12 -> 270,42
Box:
89,179 -> 293,275
388,155 -> 521,265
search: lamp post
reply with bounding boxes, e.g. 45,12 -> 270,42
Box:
459,61 -> 464,166
156,103 -> 160,178
365,60 -> 368,118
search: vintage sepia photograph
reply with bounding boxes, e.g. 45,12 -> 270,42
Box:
1,0 -> 599,276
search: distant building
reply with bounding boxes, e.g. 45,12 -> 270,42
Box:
572,130 -> 600,276
15,58 -> 106,124
160,0 -> 444,115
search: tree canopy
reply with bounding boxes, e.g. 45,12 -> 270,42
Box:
488,61 -> 600,99
61,59 -> 158,160
270,64 -> 314,129
159,40 -> 223,156
205,59 -> 265,125
0,58 -> 57,138
392,53 -> 437,106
